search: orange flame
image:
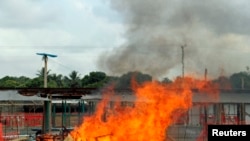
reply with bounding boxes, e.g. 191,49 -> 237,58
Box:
69,77 -> 218,141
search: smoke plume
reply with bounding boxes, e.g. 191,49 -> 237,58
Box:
98,0 -> 250,79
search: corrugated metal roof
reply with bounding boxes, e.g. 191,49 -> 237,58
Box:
0,90 -> 49,101
0,90 -> 49,105
193,92 -> 250,103
81,94 -> 140,102
82,91 -> 250,103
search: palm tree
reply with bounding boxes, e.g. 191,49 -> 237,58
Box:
49,73 -> 64,88
64,70 -> 81,88
36,67 -> 50,78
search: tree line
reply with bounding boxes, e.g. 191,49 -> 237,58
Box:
0,68 -> 152,89
0,68 -> 250,90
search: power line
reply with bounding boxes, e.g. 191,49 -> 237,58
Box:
49,59 -> 84,76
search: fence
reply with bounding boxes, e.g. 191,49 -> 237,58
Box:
0,113 -> 42,141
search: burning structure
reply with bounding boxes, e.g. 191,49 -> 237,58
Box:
66,78 -> 221,141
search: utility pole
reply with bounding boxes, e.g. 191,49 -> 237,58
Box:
181,44 -> 186,78
36,53 -> 57,134
204,68 -> 208,81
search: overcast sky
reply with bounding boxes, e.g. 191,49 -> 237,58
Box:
0,0 -> 125,78
1,0 -> 250,80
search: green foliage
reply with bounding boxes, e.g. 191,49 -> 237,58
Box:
114,71 -> 152,90
212,75 -> 232,90
36,67 -> 50,78
161,77 -> 172,84
64,70 -> 82,88
2,80 -> 19,87
25,77 -> 44,88
2,68 -> 250,91
49,74 -> 65,88
229,72 -> 250,89
0,76 -> 31,88
47,80 -> 58,88
82,71 -> 108,88
83,80 -> 106,88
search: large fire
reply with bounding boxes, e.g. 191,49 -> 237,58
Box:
68,77 -> 218,141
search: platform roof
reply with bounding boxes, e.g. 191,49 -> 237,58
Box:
192,92 -> 250,103
0,90 -> 49,106
82,91 -> 250,104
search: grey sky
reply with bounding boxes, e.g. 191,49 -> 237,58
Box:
0,0 -> 124,78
